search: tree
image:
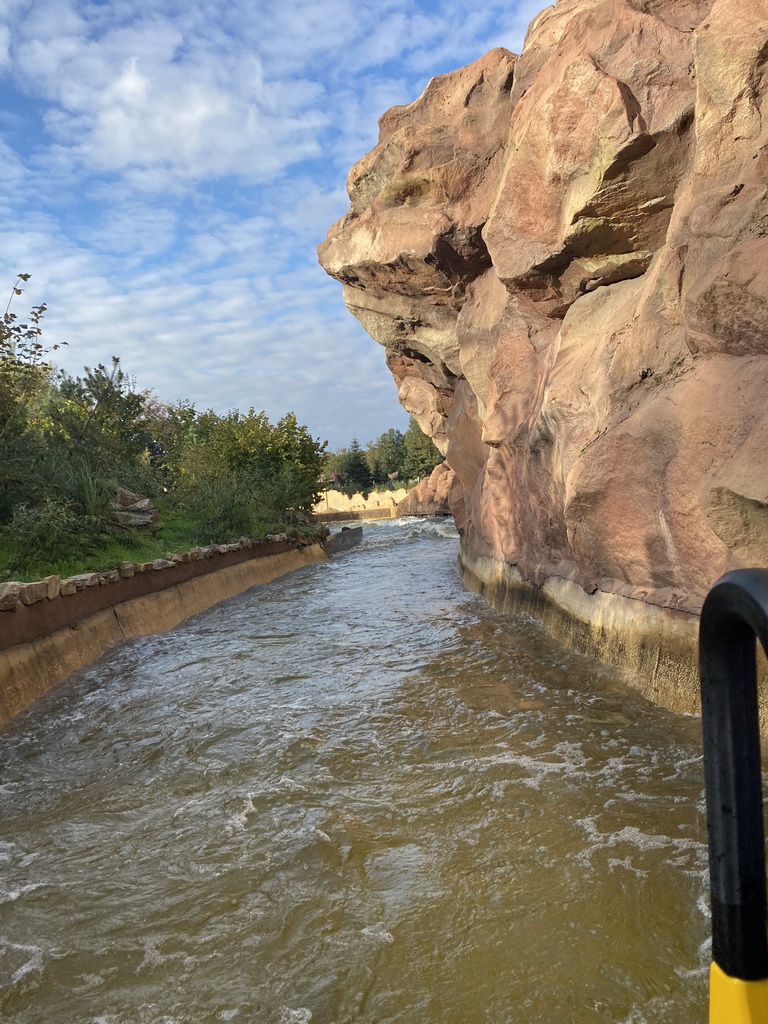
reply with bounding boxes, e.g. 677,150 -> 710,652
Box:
0,276 -> 66,519
180,407 -> 325,507
51,358 -> 152,482
402,417 -> 442,480
332,437 -> 372,493
141,396 -> 198,489
365,427 -> 405,483
176,407 -> 327,540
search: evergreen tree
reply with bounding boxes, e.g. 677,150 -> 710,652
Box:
402,417 -> 442,480
331,437 -> 372,493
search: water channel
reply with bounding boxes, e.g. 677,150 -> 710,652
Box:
1,518 -> 710,1023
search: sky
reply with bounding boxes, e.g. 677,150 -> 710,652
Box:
0,0 -> 545,450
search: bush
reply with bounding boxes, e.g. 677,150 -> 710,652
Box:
6,500 -> 105,574
184,462 -> 311,544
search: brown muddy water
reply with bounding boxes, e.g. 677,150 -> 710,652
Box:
0,518 -> 709,1023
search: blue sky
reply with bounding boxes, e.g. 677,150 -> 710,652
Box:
0,0 -> 543,449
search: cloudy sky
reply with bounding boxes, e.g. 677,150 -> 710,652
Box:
0,0 -> 544,449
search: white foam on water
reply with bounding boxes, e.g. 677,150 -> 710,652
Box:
364,516 -> 458,545
172,797 -> 204,820
277,776 -> 308,794
72,972 -> 108,994
8,943 -> 43,985
607,856 -> 649,877
138,940 -> 165,970
0,881 -> 47,903
225,794 -> 257,835
616,994 -> 687,1024
471,739 -> 592,789
675,956 -> 709,981
696,893 -> 711,920
278,1009 -> 312,1024
574,816 -> 707,873
0,840 -> 17,863
361,923 -> 395,945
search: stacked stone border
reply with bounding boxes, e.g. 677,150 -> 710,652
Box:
0,528 -> 362,727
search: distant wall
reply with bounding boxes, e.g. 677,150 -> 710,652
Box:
313,488 -> 408,515
314,508 -> 394,523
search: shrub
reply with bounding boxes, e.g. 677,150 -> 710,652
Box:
6,499 -> 105,573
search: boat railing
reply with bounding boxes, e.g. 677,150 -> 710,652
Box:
700,569 -> 768,1022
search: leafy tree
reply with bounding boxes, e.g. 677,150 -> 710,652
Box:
365,427 -> 405,483
49,358 -> 152,484
0,277 -> 69,519
0,275 -> 65,444
402,416 -> 442,480
177,407 -> 327,532
139,396 -> 198,490
177,403 -> 325,507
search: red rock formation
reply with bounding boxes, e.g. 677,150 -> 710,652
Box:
397,463 -> 457,516
319,0 -> 768,709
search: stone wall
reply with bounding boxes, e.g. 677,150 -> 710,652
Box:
0,537 -> 328,726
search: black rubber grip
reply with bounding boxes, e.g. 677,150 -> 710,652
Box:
700,569 -> 768,980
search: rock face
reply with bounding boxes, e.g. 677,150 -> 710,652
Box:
397,463 -> 457,516
111,486 -> 162,531
319,0 -> 768,636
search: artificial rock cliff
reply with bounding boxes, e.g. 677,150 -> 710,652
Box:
319,0 -> 768,714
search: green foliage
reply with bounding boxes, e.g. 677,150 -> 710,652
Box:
198,409 -> 325,509
184,462 -> 312,544
0,275 -> 329,579
49,357 -> 153,487
328,437 -> 372,494
365,428 -> 404,483
327,420 -> 441,492
6,499 -> 104,574
177,407 -> 326,521
143,398 -> 198,489
402,416 -> 442,480
0,275 -> 66,446
0,277 -> 65,519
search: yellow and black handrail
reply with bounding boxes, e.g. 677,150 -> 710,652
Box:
700,569 -> 768,1023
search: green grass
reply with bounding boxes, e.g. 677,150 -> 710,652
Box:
0,500 -> 326,583
0,521 -> 169,583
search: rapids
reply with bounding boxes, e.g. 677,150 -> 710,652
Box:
0,518 -> 709,1023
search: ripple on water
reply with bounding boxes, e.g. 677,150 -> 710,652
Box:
0,519 -> 710,1023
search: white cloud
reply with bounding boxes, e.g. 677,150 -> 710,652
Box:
0,0 -> 548,446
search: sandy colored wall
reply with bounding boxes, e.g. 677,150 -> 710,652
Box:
314,508 -> 395,523
0,544 -> 327,726
459,548 -> 768,735
314,488 -> 408,514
